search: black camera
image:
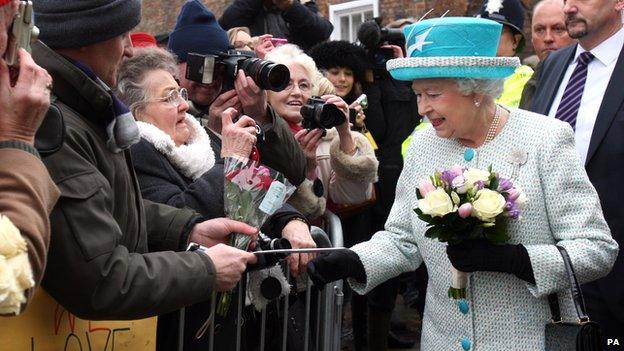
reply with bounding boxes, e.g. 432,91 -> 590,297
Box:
185,50 -> 290,92
357,18 -> 405,72
247,235 -> 292,272
300,97 -> 346,132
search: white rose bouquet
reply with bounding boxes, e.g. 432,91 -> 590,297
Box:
0,214 -> 35,315
415,165 -> 526,300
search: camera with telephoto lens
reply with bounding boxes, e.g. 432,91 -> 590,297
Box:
300,97 -> 346,133
246,235 -> 292,272
357,17 -> 404,74
4,0 -> 39,67
185,50 -> 290,92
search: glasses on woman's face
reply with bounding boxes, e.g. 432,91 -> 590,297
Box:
284,80 -> 312,93
152,87 -> 188,107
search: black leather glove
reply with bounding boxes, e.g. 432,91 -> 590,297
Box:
446,239 -> 535,284
307,249 -> 366,287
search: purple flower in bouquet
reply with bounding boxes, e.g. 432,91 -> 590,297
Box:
506,201 -> 521,219
440,170 -> 457,186
498,178 -> 513,192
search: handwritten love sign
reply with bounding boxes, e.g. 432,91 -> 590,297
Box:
1,289 -> 156,351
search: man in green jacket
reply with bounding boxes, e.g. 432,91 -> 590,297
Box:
32,0 -> 257,320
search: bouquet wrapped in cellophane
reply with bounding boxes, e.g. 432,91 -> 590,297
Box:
217,157 -> 296,316
414,165 -> 527,300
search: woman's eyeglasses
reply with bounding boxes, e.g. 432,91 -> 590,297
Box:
284,81 -> 312,93
152,88 -> 189,107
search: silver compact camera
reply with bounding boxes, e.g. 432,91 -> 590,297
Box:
4,0 -> 39,67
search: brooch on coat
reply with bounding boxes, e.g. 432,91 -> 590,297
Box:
507,148 -> 528,179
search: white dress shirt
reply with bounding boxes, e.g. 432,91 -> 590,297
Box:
547,27 -> 624,165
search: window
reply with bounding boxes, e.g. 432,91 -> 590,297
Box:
329,0 -> 379,42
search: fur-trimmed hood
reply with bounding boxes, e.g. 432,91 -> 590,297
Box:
136,113 -> 215,180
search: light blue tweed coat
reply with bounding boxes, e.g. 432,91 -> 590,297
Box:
350,109 -> 618,350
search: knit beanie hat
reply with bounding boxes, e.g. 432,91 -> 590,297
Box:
33,0 -> 141,49
168,0 -> 230,62
308,41 -> 370,84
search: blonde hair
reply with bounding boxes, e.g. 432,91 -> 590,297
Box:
265,44 -> 319,83
227,27 -> 251,47
313,73 -> 336,96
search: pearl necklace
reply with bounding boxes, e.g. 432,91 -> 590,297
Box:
484,104 -> 502,144
463,104 -> 503,162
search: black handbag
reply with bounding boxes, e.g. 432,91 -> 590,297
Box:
544,246 -> 603,351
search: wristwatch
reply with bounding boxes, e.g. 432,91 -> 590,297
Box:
186,242 -> 210,253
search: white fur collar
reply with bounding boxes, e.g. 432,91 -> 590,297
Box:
136,113 -> 216,180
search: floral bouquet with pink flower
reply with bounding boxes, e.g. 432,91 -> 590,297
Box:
414,165 -> 527,300
218,157 -> 296,316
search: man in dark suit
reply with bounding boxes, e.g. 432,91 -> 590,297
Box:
530,0 -> 624,347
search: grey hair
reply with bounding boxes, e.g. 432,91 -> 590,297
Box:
116,47 -> 179,115
454,78 -> 505,99
265,44 -> 319,83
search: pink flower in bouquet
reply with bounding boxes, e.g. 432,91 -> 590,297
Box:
451,175 -> 468,194
458,203 -> 473,218
228,166 -> 263,191
449,165 -> 465,178
507,188 -> 520,201
418,179 -> 436,197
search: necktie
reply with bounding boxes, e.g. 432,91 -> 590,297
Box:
555,51 -> 595,130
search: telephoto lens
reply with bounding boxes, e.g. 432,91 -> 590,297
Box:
300,97 -> 347,131
240,58 -> 290,92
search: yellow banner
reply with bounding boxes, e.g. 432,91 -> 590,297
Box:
1,289 -> 156,351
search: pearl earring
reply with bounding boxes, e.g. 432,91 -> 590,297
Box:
474,99 -> 481,107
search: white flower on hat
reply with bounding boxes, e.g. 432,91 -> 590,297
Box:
485,0 -> 504,15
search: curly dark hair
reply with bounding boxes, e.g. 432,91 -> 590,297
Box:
308,40 -> 369,84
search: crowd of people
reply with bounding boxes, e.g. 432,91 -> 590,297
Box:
1,0 -> 623,350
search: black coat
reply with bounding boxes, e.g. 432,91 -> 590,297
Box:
530,43 -> 624,342
363,77 -> 420,229
219,0 -> 333,51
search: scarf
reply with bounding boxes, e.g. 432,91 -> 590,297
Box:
136,113 -> 216,180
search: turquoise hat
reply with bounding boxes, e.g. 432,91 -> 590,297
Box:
387,17 -> 520,81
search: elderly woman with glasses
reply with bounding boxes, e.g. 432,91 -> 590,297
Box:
265,44 -> 379,219
116,47 -> 315,351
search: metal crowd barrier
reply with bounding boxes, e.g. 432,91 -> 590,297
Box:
178,210 -> 344,351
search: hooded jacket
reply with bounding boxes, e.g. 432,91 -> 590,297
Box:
219,0 -> 332,51
32,41 -> 216,320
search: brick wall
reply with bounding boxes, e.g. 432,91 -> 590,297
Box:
136,0 -> 232,35
137,0 -> 538,55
